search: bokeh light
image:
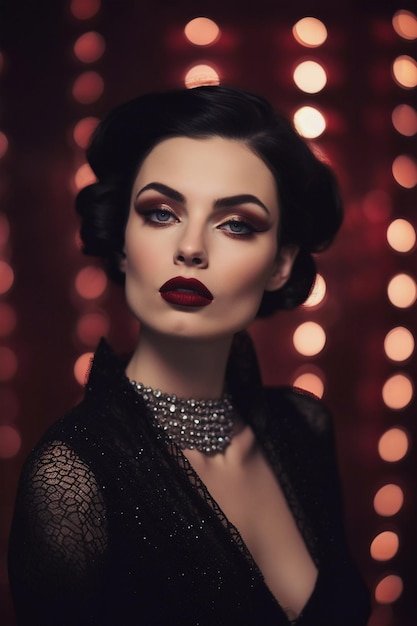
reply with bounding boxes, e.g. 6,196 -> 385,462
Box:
72,71 -> 104,104
375,575 -> 403,604
373,484 -> 404,517
292,17 -> 327,47
0,131 -> 8,158
387,218 -> 416,253
378,427 -> 409,462
0,302 -> 17,336
392,10 -> 417,40
392,55 -> 417,88
0,347 -> 18,381
387,273 -> 417,308
0,425 -> 21,459
293,106 -> 326,138
370,531 -> 399,561
74,163 -> 96,190
0,261 -> 14,295
392,155 -> 417,188
303,273 -> 326,307
184,17 -> 220,46
75,265 -> 108,299
74,31 -> 105,63
184,64 -> 220,88
76,311 -> 110,345
293,61 -> 327,93
293,372 -> 324,398
73,116 -> 99,148
392,104 -> 417,136
293,321 -> 326,356
382,374 -> 413,409
74,352 -> 94,385
70,0 -> 101,20
384,326 -> 414,362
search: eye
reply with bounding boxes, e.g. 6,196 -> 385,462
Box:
141,207 -> 178,225
219,219 -> 254,236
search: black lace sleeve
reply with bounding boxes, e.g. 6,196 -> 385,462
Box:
8,439 -> 108,626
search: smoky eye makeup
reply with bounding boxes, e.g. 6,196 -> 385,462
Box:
217,208 -> 273,232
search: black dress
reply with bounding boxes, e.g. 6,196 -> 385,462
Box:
8,337 -> 370,625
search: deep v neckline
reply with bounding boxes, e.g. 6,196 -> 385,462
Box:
174,431 -> 321,624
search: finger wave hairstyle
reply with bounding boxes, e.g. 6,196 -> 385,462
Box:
76,85 -> 343,316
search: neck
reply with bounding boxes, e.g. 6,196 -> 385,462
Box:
125,327 -> 233,399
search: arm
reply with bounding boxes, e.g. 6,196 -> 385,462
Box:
8,439 -> 108,625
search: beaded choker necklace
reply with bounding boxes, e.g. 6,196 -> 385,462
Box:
131,381 -> 235,454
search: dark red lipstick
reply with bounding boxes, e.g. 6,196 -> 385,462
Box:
159,277 -> 213,307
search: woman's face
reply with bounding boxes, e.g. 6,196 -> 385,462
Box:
123,136 -> 296,342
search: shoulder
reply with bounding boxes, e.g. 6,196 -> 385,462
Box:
263,385 -> 334,440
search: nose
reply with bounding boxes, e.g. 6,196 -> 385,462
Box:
174,223 -> 208,268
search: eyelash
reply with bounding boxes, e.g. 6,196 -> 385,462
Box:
140,207 -> 179,226
217,218 -> 256,238
138,207 -> 259,238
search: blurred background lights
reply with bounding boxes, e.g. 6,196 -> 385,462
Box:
0,425 -> 21,459
293,60 -> 327,93
387,273 -> 417,308
70,0 -> 101,20
392,104 -> 417,136
75,265 -> 107,299
73,116 -> 99,148
0,302 -> 17,336
0,347 -> 18,381
292,372 -> 324,397
384,326 -> 414,362
184,17 -> 220,46
370,531 -> 399,561
74,351 -> 94,385
0,131 -> 9,158
184,64 -> 220,88
378,427 -> 409,462
74,163 -> 96,190
74,31 -> 105,63
375,575 -> 403,604
0,261 -> 14,295
392,155 -> 417,188
373,484 -> 404,517
387,218 -> 416,253
72,71 -> 104,104
303,273 -> 326,307
382,373 -> 413,410
392,55 -> 417,88
293,321 -> 326,356
293,106 -> 326,138
292,17 -> 327,47
392,9 -> 417,40
76,311 -> 110,345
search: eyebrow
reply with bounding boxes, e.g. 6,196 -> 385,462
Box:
135,182 -> 270,214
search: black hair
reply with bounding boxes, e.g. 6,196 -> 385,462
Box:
76,85 -> 343,315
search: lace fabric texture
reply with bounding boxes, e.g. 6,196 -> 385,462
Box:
8,337 -> 370,626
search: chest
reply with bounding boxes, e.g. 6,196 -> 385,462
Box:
184,440 -> 318,618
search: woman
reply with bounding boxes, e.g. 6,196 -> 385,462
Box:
8,86 -> 370,625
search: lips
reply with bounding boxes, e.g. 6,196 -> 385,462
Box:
159,277 -> 213,307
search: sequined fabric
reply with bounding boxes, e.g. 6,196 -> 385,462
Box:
8,336 -> 370,625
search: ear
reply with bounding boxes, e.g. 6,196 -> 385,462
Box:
265,245 -> 299,292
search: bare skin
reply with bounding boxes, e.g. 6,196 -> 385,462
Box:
184,423 -> 318,619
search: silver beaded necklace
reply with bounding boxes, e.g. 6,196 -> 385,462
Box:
131,381 -> 235,454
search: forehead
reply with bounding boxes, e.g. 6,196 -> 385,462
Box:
131,136 -> 279,208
